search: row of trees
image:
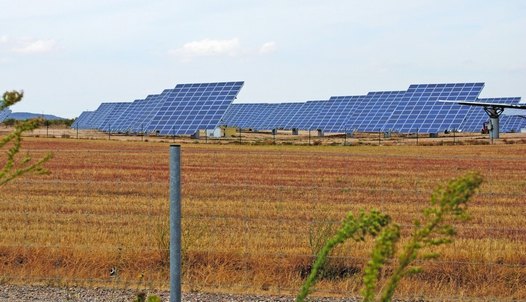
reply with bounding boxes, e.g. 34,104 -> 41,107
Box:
2,117 -> 74,127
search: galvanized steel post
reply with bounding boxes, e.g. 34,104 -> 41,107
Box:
169,145 -> 182,302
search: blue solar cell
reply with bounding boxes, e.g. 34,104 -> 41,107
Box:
287,100 -> 331,130
99,102 -> 132,131
313,95 -> 365,132
345,91 -> 406,132
84,103 -> 124,130
145,82 -> 243,135
383,83 -> 484,133
0,109 -> 13,122
130,91 -> 171,133
501,115 -> 526,133
71,111 -> 95,129
110,99 -> 145,132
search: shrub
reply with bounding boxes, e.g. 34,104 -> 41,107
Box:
297,172 -> 483,302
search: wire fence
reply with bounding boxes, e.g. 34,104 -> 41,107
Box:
1,136 -> 525,301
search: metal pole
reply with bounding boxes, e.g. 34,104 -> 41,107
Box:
378,131 -> 381,146
76,124 -> 79,139
416,128 -> 419,146
108,123 -> 111,140
238,127 -> 242,144
169,145 -> 182,302
308,130 -> 311,145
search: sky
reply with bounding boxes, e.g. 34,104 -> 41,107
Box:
1,0 -> 525,118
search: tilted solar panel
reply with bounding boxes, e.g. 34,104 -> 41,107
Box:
314,96 -> 364,133
348,91 -> 406,132
71,111 -> 95,129
145,82 -> 244,135
84,103 -> 122,130
287,100 -> 330,131
110,99 -> 145,133
384,83 -> 484,133
99,102 -> 132,131
501,115 -> 526,133
0,109 -> 12,122
130,92 -> 168,133
221,103 -> 268,129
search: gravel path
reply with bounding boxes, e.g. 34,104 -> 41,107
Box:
0,284 -> 361,302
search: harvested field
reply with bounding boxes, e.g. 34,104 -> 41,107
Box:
0,137 -> 525,300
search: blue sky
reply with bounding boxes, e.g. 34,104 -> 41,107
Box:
1,0 -> 525,118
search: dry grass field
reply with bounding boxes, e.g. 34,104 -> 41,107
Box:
0,137 -> 525,300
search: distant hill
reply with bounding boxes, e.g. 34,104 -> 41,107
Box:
6,112 -> 66,121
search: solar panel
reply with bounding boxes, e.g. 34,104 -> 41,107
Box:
145,82 -> 244,135
259,102 -> 305,130
0,109 -> 12,122
71,111 -> 95,129
314,96 -> 364,132
110,99 -> 145,133
287,100 -> 330,131
458,97 -> 521,132
99,102 -> 132,131
83,103 -> 120,130
383,83 -> 484,133
222,103 -> 268,129
348,91 -> 406,132
501,115 -> 526,133
129,92 -> 170,133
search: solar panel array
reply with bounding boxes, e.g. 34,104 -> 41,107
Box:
383,83 -> 484,133
71,111 -> 94,129
74,81 -> 524,136
501,115 -> 526,133
0,109 -> 12,122
145,82 -> 243,135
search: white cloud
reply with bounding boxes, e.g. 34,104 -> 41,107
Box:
259,41 -> 277,54
0,35 -> 8,43
11,39 -> 57,54
170,38 -> 241,59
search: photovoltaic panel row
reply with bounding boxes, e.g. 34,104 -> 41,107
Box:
83,103 -> 120,130
130,92 -> 170,133
256,103 -> 305,130
458,97 -> 522,132
318,96 -> 365,132
110,99 -> 145,132
145,82 -> 243,135
99,102 -> 132,131
286,100 -> 329,130
71,111 -> 94,129
222,103 -> 266,129
0,109 -> 12,122
384,83 -> 484,133
348,91 -> 406,132
501,115 -> 526,132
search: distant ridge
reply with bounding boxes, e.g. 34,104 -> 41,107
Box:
7,112 -> 66,121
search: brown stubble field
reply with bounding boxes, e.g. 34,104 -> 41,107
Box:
0,137 -> 525,300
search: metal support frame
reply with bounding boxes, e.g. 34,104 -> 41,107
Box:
169,145 -> 182,302
483,106 -> 504,139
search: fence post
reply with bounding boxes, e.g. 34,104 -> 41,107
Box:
170,145 -> 182,302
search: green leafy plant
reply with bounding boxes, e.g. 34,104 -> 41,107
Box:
297,210 -> 391,301
1,91 -> 52,186
297,172 -> 483,302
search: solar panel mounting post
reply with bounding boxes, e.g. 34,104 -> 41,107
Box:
169,145 -> 182,302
